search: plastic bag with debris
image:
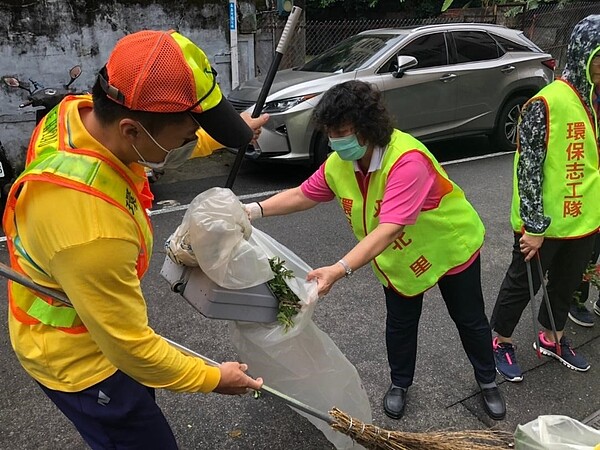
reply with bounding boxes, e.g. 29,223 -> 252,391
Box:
166,187 -> 372,450
165,187 -> 273,289
514,415 -> 600,450
230,228 -> 371,450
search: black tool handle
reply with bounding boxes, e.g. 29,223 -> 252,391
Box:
225,6 -> 303,189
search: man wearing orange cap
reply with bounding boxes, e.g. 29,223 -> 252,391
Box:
3,30 -> 264,449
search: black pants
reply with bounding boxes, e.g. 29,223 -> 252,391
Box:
38,370 -> 178,450
574,233 -> 600,304
491,233 -> 596,337
384,255 -> 495,388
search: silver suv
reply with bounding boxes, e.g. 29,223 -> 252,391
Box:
228,23 -> 555,166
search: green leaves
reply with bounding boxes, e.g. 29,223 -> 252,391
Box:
572,263 -> 600,308
440,0 -> 572,13
441,0 -> 454,12
267,257 -> 303,331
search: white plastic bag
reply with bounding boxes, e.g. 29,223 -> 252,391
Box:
514,415 -> 600,450
167,189 -> 371,448
230,228 -> 372,450
165,187 -> 273,289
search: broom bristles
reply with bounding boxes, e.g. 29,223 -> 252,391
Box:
329,408 -> 513,450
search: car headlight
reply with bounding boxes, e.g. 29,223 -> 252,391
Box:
262,94 -> 319,113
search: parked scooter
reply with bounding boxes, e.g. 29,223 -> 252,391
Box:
3,65 -> 83,123
0,140 -> 15,220
2,64 -> 158,206
1,65 -> 83,220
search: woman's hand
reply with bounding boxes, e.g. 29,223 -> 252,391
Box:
520,233 -> 544,261
307,262 -> 346,297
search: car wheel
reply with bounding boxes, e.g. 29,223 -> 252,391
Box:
492,95 -> 529,151
311,132 -> 331,168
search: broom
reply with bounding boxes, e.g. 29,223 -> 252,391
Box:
0,261 -> 513,449
166,338 -> 513,450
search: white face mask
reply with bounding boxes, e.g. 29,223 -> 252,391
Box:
132,122 -> 198,170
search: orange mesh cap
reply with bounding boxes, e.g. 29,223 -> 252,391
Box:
100,29 -> 252,148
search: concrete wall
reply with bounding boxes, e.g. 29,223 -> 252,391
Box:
0,0 -> 257,172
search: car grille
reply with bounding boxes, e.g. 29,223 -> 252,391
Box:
228,98 -> 254,113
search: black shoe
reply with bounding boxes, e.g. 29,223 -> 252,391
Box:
479,382 -> 506,420
383,384 -> 407,419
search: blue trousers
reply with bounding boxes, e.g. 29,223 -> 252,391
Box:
38,370 -> 178,450
384,255 -> 496,388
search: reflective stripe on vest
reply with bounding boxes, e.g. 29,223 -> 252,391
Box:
4,96 -> 153,333
324,129 -> 485,297
510,80 -> 600,237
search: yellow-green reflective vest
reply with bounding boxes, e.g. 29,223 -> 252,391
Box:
324,130 -> 485,297
511,80 -> 600,237
4,96 -> 153,333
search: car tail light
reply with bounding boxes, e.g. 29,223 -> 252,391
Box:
542,58 -> 557,71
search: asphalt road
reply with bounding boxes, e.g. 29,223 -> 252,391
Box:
1,137 -> 599,449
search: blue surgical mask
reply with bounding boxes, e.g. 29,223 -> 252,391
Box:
328,134 -> 367,161
132,122 -> 198,171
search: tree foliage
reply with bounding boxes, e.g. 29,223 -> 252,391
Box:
306,0 -> 446,19
306,0 -> 575,18
441,0 -> 574,12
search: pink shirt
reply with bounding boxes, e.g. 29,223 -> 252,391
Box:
300,150 -> 477,275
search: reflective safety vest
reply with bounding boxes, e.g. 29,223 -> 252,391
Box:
4,96 -> 154,333
324,129 -> 485,297
510,80 -> 600,237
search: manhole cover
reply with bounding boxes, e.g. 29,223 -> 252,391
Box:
582,409 -> 600,429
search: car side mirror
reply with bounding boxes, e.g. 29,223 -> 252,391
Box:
392,55 -> 418,79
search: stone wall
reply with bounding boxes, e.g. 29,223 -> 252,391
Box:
0,0 -> 257,171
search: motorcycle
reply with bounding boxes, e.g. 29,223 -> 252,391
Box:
3,65 -> 83,123
2,64 -> 159,204
0,140 -> 15,220
1,65 -> 83,220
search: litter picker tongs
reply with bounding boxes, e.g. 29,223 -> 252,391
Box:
526,254 -> 561,357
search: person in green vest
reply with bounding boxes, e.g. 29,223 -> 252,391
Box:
4,30 -> 265,449
244,80 -> 506,421
491,14 -> 600,383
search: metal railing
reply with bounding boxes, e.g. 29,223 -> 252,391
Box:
257,1 -> 600,72
521,1 -> 600,70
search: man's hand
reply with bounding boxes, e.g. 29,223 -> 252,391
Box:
306,263 -> 346,297
213,362 -> 263,395
520,233 -> 544,261
240,112 -> 269,145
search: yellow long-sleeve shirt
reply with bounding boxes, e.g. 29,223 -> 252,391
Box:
8,97 -> 222,393
193,128 -> 223,157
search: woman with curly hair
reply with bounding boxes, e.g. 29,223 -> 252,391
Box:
244,80 -> 505,421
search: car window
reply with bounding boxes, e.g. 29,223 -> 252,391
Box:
300,34 -> 406,73
452,31 -> 500,63
491,34 -> 534,53
395,33 -> 448,69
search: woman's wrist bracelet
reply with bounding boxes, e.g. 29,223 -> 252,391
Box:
337,258 -> 353,278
